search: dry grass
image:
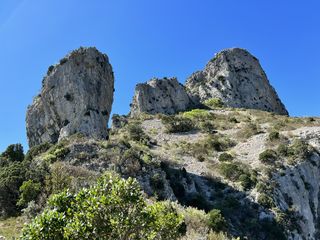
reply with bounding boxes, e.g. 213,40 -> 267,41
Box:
0,217 -> 27,239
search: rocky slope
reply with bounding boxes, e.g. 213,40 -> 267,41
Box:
185,48 -> 288,115
25,107 -> 320,239
130,77 -> 194,116
26,47 -> 114,147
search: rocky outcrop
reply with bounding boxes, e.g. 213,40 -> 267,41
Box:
130,77 -> 193,116
26,47 -> 114,147
185,48 -> 288,115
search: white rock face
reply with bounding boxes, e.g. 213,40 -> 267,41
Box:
130,77 -> 194,116
185,48 -> 288,115
26,47 -> 114,147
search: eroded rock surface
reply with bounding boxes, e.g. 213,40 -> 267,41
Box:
26,47 -> 114,147
185,48 -> 288,115
130,77 -> 193,116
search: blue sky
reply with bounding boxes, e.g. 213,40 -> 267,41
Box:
0,0 -> 319,152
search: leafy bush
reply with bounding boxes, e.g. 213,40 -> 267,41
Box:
237,123 -> 260,139
208,209 -> 227,232
183,207 -> 209,236
219,162 -> 256,190
259,149 -> 277,164
287,139 -> 311,159
0,144 -> 24,163
21,173 -> 184,240
45,162 -> 98,195
204,98 -> 224,109
218,153 -> 233,162
183,109 -> 212,120
43,142 -> 70,163
25,142 -> 52,161
0,161 -> 26,217
268,131 -> 280,141
127,123 -> 149,144
257,193 -> 274,208
17,180 -> 41,208
161,115 -> 194,133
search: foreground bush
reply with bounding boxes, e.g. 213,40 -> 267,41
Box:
20,173 -> 184,240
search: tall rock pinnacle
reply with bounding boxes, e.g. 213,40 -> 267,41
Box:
185,48 -> 288,115
26,47 -> 114,147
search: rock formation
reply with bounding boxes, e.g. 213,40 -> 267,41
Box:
26,47 -> 114,147
185,48 -> 288,115
130,77 -> 193,116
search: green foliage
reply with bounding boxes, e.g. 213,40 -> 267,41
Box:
127,123 -> 149,144
0,161 -> 26,216
45,162 -> 98,195
17,180 -> 41,208
43,142 -> 70,163
219,162 -> 257,190
287,139 -> 311,159
21,173 -> 184,240
218,153 -> 233,162
182,109 -> 212,120
268,131 -> 280,141
257,193 -> 274,208
161,115 -> 194,133
204,98 -> 224,109
237,122 -> 260,139
25,142 -> 52,161
0,144 -> 24,163
259,149 -> 277,164
207,209 -> 227,232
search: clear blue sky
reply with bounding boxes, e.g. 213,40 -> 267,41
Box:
0,0 -> 319,152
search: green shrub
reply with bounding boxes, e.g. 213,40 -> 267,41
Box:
150,173 -> 165,191
237,123 -> 260,139
218,153 -> 233,162
17,180 -> 41,208
287,139 -> 310,159
21,173 -> 184,240
198,121 -> 216,133
276,144 -> 288,157
204,98 -> 224,109
207,209 -> 227,232
44,142 -> 70,163
219,162 -> 256,190
161,115 -> 194,133
1,144 -> 24,163
219,162 -> 242,181
45,162 -> 98,195
183,109 -> 212,120
268,131 -> 280,141
259,149 -> 277,164
257,193 -> 274,208
127,123 -> 149,144
25,142 -> 52,161
0,161 -> 26,217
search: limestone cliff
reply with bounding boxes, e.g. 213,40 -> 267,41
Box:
130,77 -> 194,116
26,47 -> 114,147
185,48 -> 288,115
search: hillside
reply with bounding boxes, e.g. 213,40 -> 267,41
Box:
1,47 -> 319,239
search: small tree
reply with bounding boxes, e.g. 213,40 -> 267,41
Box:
20,173 -> 184,240
1,144 -> 24,162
